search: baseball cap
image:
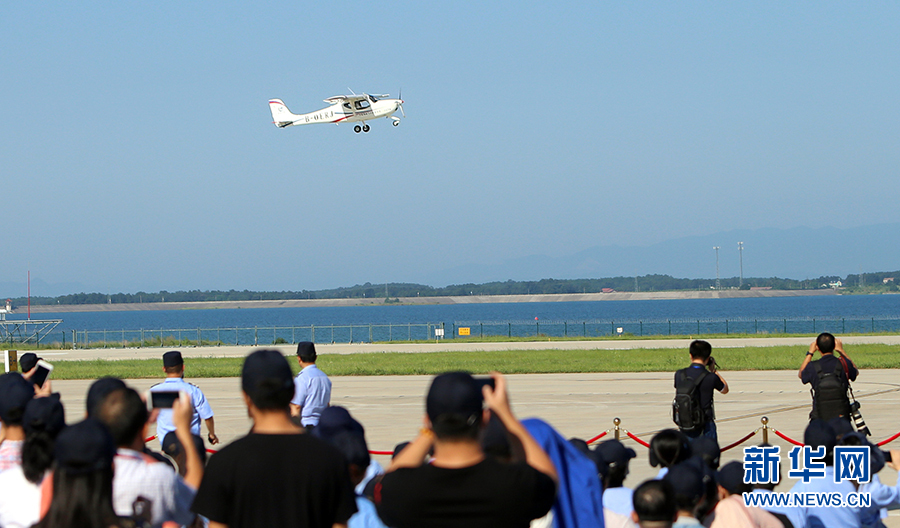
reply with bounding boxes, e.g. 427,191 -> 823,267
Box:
22,393 -> 66,437
162,431 -> 208,465
664,462 -> 706,506
0,373 -> 35,424
690,437 -> 721,470
313,406 -> 366,440
19,353 -> 41,373
85,377 -> 127,417
596,439 -> 637,469
717,460 -> 750,495
55,418 -> 116,474
805,419 -> 837,455
426,371 -> 483,424
163,351 -> 184,367
828,417 -> 854,440
296,341 -> 317,359
241,349 -> 295,406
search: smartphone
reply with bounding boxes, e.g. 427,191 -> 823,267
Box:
31,360 -> 53,387
151,391 -> 180,409
474,377 -> 496,391
884,450 -> 893,463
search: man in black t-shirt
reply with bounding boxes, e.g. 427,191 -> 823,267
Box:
799,333 -> 859,422
372,371 -> 558,528
191,349 -> 357,528
673,340 -> 729,442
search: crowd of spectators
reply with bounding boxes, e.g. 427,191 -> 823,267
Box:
0,336 -> 896,528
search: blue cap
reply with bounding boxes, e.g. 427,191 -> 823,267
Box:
313,406 -> 365,440
805,419 -> 837,455
596,439 -> 637,468
0,373 -> 35,424
664,462 -> 706,507
55,419 -> 116,474
23,393 -> 66,437
716,460 -> 749,495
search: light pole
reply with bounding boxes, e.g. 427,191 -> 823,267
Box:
713,246 -> 720,290
738,242 -> 744,288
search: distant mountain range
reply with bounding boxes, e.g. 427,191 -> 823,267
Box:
1,223 -> 897,298
421,223 -> 900,286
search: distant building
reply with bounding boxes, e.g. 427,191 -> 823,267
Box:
750,286 -> 772,291
601,288 -> 615,293
827,280 -> 843,289
884,277 -> 894,284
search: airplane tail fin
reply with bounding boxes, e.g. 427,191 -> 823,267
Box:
268,99 -> 301,128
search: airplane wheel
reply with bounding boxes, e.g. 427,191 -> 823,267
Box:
354,125 -> 362,133
392,120 -> 399,127
363,124 -> 370,133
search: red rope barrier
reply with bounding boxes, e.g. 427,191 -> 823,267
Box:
586,431 -> 609,444
877,431 -> 900,447
145,435 -> 157,443
625,431 -> 650,448
369,450 -> 394,456
720,430 -> 757,452
773,429 -> 803,446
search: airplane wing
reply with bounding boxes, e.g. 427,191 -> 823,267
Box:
324,94 -> 367,104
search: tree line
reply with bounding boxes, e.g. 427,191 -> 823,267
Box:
6,270 -> 899,307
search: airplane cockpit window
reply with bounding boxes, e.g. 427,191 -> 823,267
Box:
355,100 -> 371,110
343,102 -> 352,110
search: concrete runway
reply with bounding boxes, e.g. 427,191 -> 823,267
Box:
30,334 -> 900,361
47,367 -> 900,525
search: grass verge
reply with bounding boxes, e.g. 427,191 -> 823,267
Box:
42,343 -> 900,380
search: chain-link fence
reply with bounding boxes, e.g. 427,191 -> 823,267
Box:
7,316 -> 900,348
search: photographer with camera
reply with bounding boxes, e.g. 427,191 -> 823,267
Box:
673,340 -> 729,443
799,333 -> 861,426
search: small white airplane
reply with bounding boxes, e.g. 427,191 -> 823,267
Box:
268,92 -> 405,133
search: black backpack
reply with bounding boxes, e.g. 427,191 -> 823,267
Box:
811,361 -> 851,421
673,369 -> 708,432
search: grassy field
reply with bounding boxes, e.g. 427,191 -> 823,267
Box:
41,343 -> 900,380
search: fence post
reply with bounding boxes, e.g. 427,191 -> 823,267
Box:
813,319 -> 815,333
536,322 -> 539,336
508,323 -> 511,338
872,318 -> 875,333
640,321 -> 642,336
614,417 -> 621,440
480,323 -> 483,338
350,325 -> 353,343
725,320 -> 728,334
755,320 -> 758,334
842,318 -> 845,333
369,324 -> 373,343
783,319 -> 787,333
668,320 -> 671,335
564,322 -> 567,337
254,327 -> 258,346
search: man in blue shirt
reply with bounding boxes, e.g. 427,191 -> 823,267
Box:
290,341 -> 332,429
150,351 -> 218,446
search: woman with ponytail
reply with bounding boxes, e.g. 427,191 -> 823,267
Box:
0,394 -> 66,528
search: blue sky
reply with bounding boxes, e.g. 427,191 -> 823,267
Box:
2,2 -> 898,295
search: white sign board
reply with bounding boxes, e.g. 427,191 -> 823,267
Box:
434,328 -> 445,337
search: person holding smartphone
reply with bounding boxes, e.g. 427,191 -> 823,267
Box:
150,351 -> 218,446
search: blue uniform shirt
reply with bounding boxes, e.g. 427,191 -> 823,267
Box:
150,377 -> 214,441
291,364 -> 332,426
789,465 -> 861,528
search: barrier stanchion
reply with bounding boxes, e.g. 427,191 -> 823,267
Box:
761,417 -> 769,444
721,430 -> 759,452
625,430 -> 650,448
586,431 -> 609,444
773,429 -> 803,446
877,431 -> 900,447
613,417 -> 621,441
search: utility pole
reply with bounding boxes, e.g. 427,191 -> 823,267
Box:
713,246 -> 721,290
738,241 -> 744,288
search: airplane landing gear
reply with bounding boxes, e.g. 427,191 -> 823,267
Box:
392,120 -> 400,127
362,124 -> 370,133
354,125 -> 362,133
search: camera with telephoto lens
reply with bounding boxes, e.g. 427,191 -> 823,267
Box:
849,400 -> 871,437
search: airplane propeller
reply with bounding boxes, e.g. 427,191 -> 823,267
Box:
398,89 -> 406,117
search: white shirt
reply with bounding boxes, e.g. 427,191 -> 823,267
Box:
113,448 -> 196,528
0,466 -> 42,528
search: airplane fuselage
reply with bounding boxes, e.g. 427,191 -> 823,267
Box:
293,98 -> 401,126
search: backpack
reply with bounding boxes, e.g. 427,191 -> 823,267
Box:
673,369 -> 708,432
811,361 -> 851,421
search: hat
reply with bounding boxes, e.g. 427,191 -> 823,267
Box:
241,349 -> 295,404
296,341 -> 317,359
426,371 -> 483,424
86,377 -> 127,417
0,373 -> 35,424
163,351 -> 184,368
664,462 -> 706,507
717,460 -> 750,495
596,439 -> 637,469
840,432 -> 885,474
23,393 -> 66,437
691,437 -> 721,469
162,431 -> 207,465
805,419 -> 837,455
55,418 -> 116,474
313,406 -> 365,440
828,417 -> 855,440
568,438 -> 608,478
19,353 -> 41,373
